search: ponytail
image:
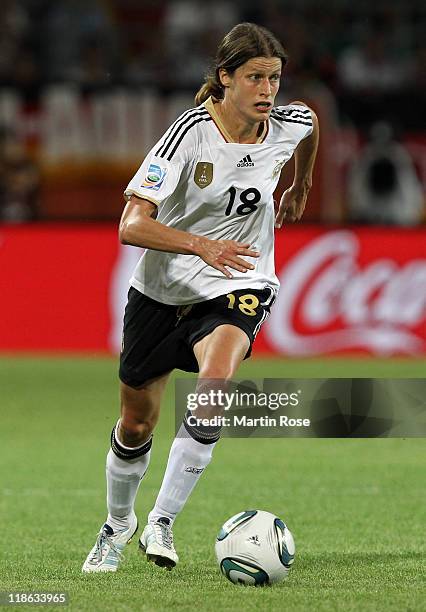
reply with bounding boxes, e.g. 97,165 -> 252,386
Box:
194,72 -> 224,106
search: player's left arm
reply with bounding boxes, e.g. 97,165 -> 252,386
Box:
275,102 -> 319,226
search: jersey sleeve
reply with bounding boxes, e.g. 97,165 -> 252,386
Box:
124,149 -> 186,206
271,104 -> 313,146
124,106 -> 207,206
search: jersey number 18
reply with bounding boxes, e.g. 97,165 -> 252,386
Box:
225,187 -> 261,216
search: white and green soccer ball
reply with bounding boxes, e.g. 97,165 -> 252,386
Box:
215,510 -> 295,586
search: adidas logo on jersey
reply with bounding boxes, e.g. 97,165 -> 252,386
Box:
237,154 -> 255,167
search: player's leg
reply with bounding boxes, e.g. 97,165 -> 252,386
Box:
106,376 -> 170,531
82,374 -> 169,573
149,324 -> 247,520
140,325 -> 248,569
150,325 -> 248,521
82,287 -> 180,573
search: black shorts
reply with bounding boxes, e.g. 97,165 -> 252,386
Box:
119,286 -> 275,388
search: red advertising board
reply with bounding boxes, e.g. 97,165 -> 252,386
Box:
0,224 -> 118,352
258,227 -> 426,356
0,225 -> 425,356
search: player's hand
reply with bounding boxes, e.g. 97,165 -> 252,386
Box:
196,238 -> 259,279
275,182 -> 311,227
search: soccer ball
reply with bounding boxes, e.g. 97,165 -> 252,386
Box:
215,510 -> 295,586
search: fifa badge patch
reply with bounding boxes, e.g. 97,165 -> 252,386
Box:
141,163 -> 167,190
194,162 -> 213,189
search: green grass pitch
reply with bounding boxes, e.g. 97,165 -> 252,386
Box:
1,356 -> 425,611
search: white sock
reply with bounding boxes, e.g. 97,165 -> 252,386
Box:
106,425 -> 152,532
148,425 -> 216,525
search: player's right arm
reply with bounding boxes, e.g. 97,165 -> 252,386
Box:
119,195 -> 259,279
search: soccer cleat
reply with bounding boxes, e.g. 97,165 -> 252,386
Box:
82,514 -> 138,573
139,517 -> 179,570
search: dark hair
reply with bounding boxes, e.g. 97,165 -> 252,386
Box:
195,23 -> 288,105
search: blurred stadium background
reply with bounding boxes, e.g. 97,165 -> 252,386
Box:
1,3 -> 425,609
0,0 -> 425,357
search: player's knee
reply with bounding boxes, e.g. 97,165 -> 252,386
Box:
119,383 -> 161,444
119,413 -> 156,445
198,364 -> 235,382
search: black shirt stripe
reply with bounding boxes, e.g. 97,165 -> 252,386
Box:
273,109 -> 312,120
166,116 -> 212,161
156,108 -> 210,158
271,112 -> 312,127
276,106 -> 311,115
155,107 -> 206,156
273,111 -> 312,119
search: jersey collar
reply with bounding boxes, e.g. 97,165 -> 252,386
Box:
204,96 -> 268,144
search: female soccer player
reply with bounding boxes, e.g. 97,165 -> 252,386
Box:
83,22 -> 318,572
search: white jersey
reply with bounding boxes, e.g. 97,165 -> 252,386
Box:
124,96 -> 313,305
